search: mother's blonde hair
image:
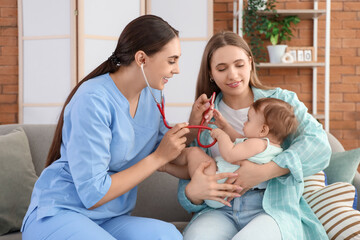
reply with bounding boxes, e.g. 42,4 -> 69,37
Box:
195,31 -> 270,99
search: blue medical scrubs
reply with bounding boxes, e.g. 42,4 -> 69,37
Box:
21,73 -> 180,239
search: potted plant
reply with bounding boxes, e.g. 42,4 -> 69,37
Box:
243,0 -> 300,63
262,14 -> 300,63
243,0 -> 275,62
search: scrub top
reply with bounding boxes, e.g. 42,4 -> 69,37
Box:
22,73 -> 168,229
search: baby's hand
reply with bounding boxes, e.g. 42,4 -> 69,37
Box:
212,109 -> 230,130
211,128 -> 226,140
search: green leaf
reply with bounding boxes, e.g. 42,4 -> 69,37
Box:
243,0 -> 298,59
270,35 -> 278,45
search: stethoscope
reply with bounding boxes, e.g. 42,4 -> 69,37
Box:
141,63 -> 217,148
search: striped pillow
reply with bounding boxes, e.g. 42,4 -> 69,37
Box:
303,172 -> 360,240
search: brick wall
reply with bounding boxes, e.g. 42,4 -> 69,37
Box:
214,0 -> 360,150
0,0 -> 18,124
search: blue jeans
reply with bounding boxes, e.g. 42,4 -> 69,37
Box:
22,208 -> 182,240
183,189 -> 281,240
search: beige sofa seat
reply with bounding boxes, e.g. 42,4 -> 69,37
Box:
0,124 -> 357,239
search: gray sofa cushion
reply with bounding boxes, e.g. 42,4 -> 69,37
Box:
0,128 -> 37,235
0,232 -> 21,240
0,124 -> 56,176
324,148 -> 360,185
132,171 -> 192,223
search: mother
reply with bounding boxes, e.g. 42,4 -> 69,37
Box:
179,31 -> 331,240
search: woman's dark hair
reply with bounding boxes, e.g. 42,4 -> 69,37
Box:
46,15 -> 179,167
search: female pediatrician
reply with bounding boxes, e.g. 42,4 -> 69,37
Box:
21,15 -> 191,240
177,31 -> 332,240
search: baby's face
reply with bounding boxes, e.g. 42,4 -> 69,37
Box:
243,107 -> 265,138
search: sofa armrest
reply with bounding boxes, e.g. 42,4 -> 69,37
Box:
327,132 -> 345,153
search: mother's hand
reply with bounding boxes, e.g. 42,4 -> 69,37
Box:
226,160 -> 290,200
189,94 -> 214,126
226,160 -> 266,195
186,94 -> 215,145
185,161 -> 242,207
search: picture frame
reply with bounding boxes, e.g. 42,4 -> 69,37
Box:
286,47 -> 314,63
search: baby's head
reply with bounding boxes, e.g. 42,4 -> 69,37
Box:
247,98 -> 298,143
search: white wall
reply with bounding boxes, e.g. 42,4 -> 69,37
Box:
148,0 -> 213,123
19,0 -> 75,123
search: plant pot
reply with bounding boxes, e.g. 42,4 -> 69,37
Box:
267,45 -> 288,63
267,45 -> 287,63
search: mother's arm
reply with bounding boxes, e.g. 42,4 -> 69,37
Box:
225,160 -> 289,196
273,89 -> 332,181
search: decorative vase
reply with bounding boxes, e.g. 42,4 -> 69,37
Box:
267,45 -> 288,64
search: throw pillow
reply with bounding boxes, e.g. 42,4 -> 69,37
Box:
303,172 -> 360,240
324,148 -> 360,185
0,128 -> 38,235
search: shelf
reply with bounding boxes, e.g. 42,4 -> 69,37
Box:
256,62 -> 325,68
257,9 -> 326,19
233,0 -> 331,131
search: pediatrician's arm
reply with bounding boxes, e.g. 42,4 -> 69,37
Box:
90,123 -> 189,209
186,94 -> 214,145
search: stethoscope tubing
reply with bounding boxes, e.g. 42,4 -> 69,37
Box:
156,103 -> 212,131
142,63 -> 217,148
157,95 -> 217,148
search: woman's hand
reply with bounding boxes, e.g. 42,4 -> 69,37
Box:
189,94 -> 214,126
185,161 -> 242,207
186,94 -> 215,145
226,161 -> 265,195
154,122 -> 190,165
226,160 -> 290,201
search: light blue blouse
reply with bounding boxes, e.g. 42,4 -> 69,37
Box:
22,73 -> 168,229
178,87 -> 332,240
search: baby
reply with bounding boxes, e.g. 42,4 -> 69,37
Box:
161,98 -> 298,208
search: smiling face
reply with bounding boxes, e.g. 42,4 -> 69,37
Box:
145,37 -> 181,90
210,45 -> 252,100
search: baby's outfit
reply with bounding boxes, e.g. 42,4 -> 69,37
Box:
205,138 -> 283,208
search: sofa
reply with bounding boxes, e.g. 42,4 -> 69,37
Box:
0,124 -> 359,240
